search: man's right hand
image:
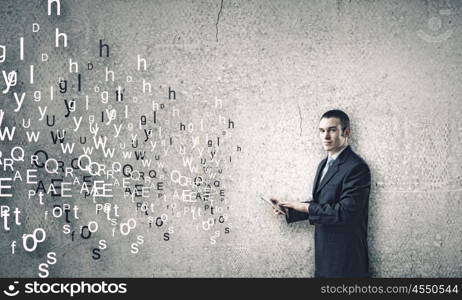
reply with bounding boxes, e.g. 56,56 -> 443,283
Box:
270,198 -> 288,216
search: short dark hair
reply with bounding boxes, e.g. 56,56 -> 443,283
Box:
320,109 -> 350,131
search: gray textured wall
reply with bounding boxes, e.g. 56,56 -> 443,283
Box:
0,0 -> 461,277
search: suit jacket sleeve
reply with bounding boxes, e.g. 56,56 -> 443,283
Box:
285,200 -> 311,223
307,163 -> 371,226
285,163 -> 371,225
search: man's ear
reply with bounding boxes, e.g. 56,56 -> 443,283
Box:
342,128 -> 350,138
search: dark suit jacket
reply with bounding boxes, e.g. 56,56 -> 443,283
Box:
286,145 -> 371,278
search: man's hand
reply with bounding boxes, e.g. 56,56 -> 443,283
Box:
279,201 -> 309,213
269,198 -> 287,215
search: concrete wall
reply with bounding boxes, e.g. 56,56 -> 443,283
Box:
0,0 -> 461,277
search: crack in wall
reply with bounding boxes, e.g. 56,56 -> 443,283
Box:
215,0 -> 224,42
297,104 -> 303,137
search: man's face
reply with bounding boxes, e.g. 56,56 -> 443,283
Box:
319,117 -> 348,153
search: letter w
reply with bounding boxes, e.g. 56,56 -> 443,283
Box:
182,156 -> 197,173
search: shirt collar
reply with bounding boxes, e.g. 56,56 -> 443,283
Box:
328,144 -> 348,161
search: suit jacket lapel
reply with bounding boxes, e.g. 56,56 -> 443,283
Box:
314,145 -> 352,195
316,162 -> 339,193
312,158 -> 326,199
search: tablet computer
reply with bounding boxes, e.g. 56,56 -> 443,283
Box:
260,196 -> 286,214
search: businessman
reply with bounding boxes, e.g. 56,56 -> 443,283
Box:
271,109 -> 371,278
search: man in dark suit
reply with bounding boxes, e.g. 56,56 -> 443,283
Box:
271,109 -> 371,278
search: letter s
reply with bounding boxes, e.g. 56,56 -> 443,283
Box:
98,239 -> 107,250
63,224 -> 71,234
163,232 -> 170,241
92,248 -> 101,260
38,263 -> 49,278
47,252 -> 57,265
118,283 -> 127,293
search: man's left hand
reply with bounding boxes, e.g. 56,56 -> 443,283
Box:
279,201 -> 309,213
